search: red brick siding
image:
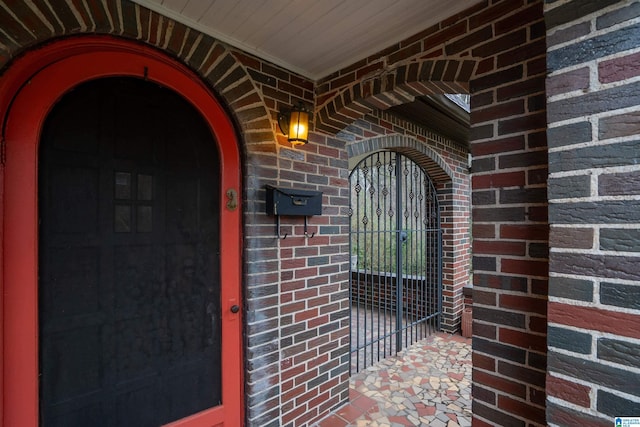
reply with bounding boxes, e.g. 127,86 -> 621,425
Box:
469,2 -> 548,425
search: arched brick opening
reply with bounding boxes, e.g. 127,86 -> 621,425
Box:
347,135 -> 455,184
316,58 -> 476,134
314,3 -> 551,421
317,62 -> 475,332
347,135 -> 470,333
318,6 -> 550,427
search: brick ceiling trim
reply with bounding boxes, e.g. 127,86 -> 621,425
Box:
315,59 -> 476,135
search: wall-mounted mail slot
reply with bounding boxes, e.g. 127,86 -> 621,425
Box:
266,186 -> 323,216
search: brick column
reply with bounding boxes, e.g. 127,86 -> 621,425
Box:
545,1 -> 640,425
469,1 -> 548,425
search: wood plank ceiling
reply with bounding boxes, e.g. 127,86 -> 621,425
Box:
132,0 -> 477,80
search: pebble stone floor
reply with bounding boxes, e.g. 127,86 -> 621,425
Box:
315,333 -> 472,427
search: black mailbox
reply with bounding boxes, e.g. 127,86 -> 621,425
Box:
266,186 -> 322,216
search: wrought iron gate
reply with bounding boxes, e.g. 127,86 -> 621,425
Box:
349,151 -> 442,373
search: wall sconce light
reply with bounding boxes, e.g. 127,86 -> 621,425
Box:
278,101 -> 310,146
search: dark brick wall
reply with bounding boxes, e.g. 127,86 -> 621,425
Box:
545,0 -> 640,424
463,2 -> 549,424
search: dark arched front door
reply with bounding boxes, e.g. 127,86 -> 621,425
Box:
38,78 -> 223,426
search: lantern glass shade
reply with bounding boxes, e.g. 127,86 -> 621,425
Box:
288,109 -> 309,146
278,102 -> 310,146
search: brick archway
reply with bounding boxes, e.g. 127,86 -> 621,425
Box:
347,135 -> 470,333
316,58 -> 476,134
347,135 -> 455,184
315,2 -> 550,423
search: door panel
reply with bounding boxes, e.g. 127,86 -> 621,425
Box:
39,78 -> 224,426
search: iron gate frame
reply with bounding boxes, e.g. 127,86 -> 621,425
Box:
349,150 -> 443,373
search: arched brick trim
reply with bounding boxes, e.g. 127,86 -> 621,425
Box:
0,0 -> 275,149
317,59 -> 476,134
0,36 -> 244,427
347,135 -> 454,185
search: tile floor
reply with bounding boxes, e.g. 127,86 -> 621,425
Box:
315,333 -> 472,427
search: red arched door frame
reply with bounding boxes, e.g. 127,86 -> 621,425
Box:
0,36 -> 243,427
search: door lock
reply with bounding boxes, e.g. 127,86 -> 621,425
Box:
226,188 -> 238,211
230,305 -> 240,313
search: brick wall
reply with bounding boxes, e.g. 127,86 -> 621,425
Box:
316,1 -> 549,425
0,1 -> 471,426
0,2 -> 348,426
545,1 -> 640,424
468,3 -> 548,425
237,50 -> 352,427
0,0 -> 584,426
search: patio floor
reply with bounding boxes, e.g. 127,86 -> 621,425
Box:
315,333 -> 472,427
